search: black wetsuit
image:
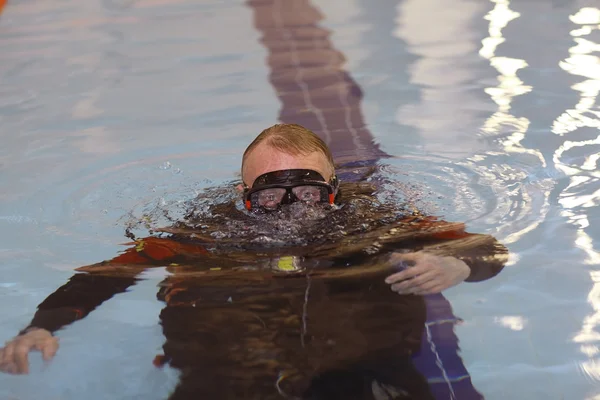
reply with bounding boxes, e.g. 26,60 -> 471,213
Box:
23,217 -> 507,399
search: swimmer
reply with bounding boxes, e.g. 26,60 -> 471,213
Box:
0,124 -> 506,400
240,123 -> 479,296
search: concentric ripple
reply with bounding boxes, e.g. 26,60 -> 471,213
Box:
381,151 -> 556,247
0,145 -> 236,271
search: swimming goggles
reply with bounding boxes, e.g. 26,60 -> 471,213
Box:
243,169 -> 338,211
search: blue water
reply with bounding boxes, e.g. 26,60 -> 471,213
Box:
1,0 -> 599,399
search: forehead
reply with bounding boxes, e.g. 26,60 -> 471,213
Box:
243,145 -> 330,186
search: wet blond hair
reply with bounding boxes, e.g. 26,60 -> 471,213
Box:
241,123 -> 335,179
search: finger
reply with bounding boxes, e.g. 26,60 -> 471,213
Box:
407,271 -> 437,287
385,264 -> 434,284
412,278 -> 446,294
390,272 -> 435,292
0,349 -> 7,372
394,273 -> 442,294
1,343 -> 14,365
40,339 -> 59,361
390,277 -> 418,292
385,264 -> 429,284
0,361 -> 17,374
14,343 -> 31,374
412,280 -> 440,293
391,285 -> 411,295
0,348 -> 8,370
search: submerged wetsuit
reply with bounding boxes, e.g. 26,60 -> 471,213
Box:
22,215 -> 507,400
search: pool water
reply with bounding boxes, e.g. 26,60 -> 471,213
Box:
1,0 -> 599,399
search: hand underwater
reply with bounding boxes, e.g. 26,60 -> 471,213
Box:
0,328 -> 58,374
385,252 -> 470,295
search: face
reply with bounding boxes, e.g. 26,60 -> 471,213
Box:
242,142 -> 333,187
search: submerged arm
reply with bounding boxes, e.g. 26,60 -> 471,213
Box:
0,271 -> 139,375
0,236 -> 207,374
24,236 -> 208,333
22,273 -> 139,334
381,218 -> 509,294
416,222 -> 508,282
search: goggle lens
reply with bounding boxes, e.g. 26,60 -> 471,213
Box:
292,185 -> 326,202
243,169 -> 338,211
250,185 -> 330,210
256,188 -> 286,210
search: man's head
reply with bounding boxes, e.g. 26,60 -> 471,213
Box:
241,123 -> 335,186
241,124 -> 338,211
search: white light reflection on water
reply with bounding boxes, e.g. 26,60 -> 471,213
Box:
392,0 -> 491,156
478,0 -> 528,142
389,0 -> 554,248
475,0 -> 552,246
554,8 -> 600,135
553,5 -> 600,391
493,315 -> 528,331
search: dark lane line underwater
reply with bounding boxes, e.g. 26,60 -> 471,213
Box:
247,1 -> 501,398
0,1 -> 508,399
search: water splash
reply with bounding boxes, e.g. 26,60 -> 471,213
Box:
120,174 -> 424,256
